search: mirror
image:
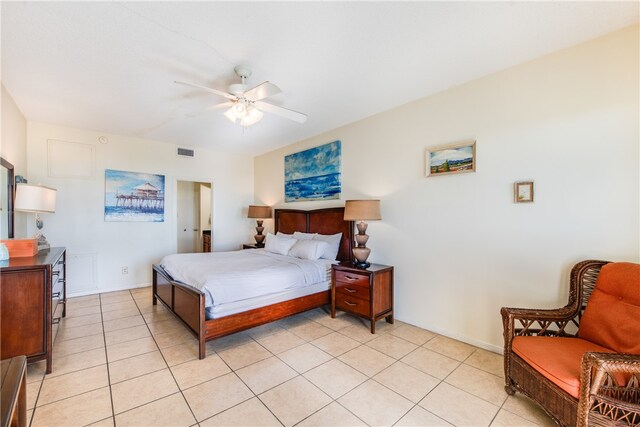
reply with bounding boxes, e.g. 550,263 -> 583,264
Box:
0,157 -> 15,239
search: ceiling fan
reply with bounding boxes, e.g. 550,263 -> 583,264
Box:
175,65 -> 307,127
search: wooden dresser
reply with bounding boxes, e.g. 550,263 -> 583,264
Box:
0,248 -> 66,374
331,262 -> 394,333
202,231 -> 211,252
0,356 -> 27,427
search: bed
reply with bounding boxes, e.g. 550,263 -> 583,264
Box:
152,207 -> 354,359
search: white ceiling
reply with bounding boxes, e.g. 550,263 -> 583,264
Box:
2,2 -> 638,155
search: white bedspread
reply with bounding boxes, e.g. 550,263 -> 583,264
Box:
160,249 -> 334,308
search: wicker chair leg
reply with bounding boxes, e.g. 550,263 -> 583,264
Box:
505,383 -> 516,396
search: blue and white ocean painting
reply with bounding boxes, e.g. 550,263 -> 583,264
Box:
105,169 -> 165,222
285,141 -> 341,202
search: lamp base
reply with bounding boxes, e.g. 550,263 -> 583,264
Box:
35,233 -> 50,252
352,260 -> 371,269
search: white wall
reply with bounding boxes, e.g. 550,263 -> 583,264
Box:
255,25 -> 640,351
26,121 -> 254,295
1,84 -> 28,236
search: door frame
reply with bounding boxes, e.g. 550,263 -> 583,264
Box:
173,178 -> 214,253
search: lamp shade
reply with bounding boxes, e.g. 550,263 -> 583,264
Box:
14,184 -> 57,213
344,200 -> 381,221
247,205 -> 272,219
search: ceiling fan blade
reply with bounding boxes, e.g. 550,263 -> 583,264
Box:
206,101 -> 235,111
175,80 -> 237,101
254,101 -> 307,123
244,81 -> 281,102
185,101 -> 235,118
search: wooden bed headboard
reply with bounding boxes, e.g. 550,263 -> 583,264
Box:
274,207 -> 354,263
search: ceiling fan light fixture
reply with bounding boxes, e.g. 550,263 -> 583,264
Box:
241,106 -> 264,127
233,102 -> 247,118
224,107 -> 237,123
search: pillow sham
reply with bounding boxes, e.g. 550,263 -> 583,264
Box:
293,231 -> 317,241
289,240 -> 330,261
264,233 -> 297,256
276,232 -> 293,238
313,232 -> 342,260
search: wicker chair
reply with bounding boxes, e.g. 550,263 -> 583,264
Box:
501,260 -> 640,427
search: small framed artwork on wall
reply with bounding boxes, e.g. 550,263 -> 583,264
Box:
514,181 -> 534,203
426,140 -> 476,177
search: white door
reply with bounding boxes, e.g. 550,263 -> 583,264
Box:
176,181 -> 199,253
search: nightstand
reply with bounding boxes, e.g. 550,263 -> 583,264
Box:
331,262 -> 394,333
242,243 -> 263,249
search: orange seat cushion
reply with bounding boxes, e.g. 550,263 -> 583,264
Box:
512,336 -> 614,398
578,262 -> 640,354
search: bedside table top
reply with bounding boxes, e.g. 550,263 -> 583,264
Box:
243,243 -> 263,249
333,261 -> 393,273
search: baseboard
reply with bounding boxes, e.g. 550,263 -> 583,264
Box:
395,316 -> 503,354
67,282 -> 152,298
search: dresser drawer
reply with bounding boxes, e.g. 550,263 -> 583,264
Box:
53,298 -> 64,324
334,270 -> 370,288
336,282 -> 370,300
335,294 -> 370,317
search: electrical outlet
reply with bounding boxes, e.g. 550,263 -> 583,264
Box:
122,266 -> 128,274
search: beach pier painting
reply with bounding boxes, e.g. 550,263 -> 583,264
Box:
105,169 -> 165,222
285,141 -> 341,202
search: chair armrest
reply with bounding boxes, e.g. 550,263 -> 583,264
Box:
501,306 -> 578,342
577,352 -> 640,427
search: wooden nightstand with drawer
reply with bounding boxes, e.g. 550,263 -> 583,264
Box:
331,262 -> 394,333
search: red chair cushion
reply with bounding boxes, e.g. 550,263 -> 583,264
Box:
512,336 -> 614,398
578,262 -> 640,354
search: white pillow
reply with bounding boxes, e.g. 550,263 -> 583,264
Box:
293,231 -> 317,241
288,240 -> 330,261
264,233 -> 297,256
276,232 -> 293,238
313,233 -> 342,260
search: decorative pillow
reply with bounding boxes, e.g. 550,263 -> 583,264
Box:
313,233 -> 342,260
264,233 -> 297,256
276,232 -> 293,238
289,240 -> 330,261
293,231 -> 317,241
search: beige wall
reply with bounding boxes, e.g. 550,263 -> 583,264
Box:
255,25 -> 640,351
26,121 -> 254,295
1,84 -> 28,236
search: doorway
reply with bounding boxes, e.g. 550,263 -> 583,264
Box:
176,181 -> 212,253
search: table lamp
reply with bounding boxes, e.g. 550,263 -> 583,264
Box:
247,205 -> 272,247
344,200 -> 381,268
14,184 -> 57,251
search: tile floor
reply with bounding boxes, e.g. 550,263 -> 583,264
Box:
25,287 -> 556,427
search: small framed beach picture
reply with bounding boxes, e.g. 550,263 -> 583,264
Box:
514,181 -> 534,203
426,141 -> 476,177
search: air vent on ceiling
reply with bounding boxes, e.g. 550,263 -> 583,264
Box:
177,147 -> 195,158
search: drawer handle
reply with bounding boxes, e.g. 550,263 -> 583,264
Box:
344,276 -> 358,281
344,301 -> 356,307
52,292 -> 61,298
344,288 -> 357,293
52,317 -> 61,325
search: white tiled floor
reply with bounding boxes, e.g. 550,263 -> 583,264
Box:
26,288 -> 556,426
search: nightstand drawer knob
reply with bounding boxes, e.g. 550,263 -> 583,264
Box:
345,276 -> 358,281
344,288 -> 357,293
344,300 -> 357,307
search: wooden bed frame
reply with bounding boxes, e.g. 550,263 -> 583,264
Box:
152,207 -> 354,359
